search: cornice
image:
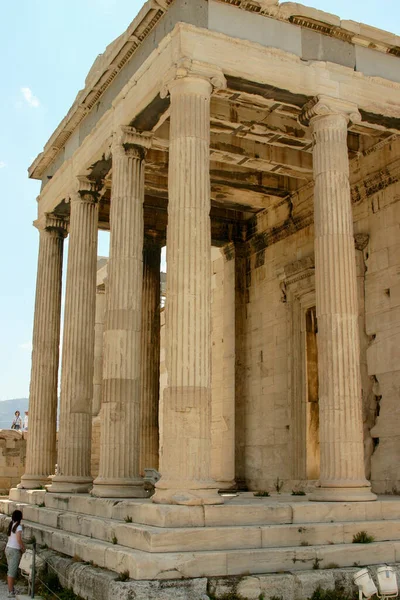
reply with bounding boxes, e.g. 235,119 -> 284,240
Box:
28,0 -> 170,180
214,1 -> 400,56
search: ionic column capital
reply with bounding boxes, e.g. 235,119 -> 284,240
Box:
112,126 -> 152,159
160,58 -> 227,99
299,95 -> 361,128
34,213 -> 69,237
72,176 -> 100,204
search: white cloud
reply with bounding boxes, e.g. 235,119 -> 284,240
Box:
0,161 -> 5,169
21,87 -> 40,108
19,342 -> 32,351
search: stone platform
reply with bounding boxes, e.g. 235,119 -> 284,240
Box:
1,490 -> 400,581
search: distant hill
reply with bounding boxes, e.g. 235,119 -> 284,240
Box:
0,398 -> 29,430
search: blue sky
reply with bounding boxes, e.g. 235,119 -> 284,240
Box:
0,1 -> 399,401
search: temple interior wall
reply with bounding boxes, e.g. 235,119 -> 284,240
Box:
240,225 -> 315,491
235,178 -> 400,493
354,180 -> 400,494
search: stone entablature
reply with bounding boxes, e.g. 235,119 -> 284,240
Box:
29,0 -> 400,193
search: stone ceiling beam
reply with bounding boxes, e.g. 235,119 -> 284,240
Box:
151,134 -> 313,180
209,132 -> 313,178
210,95 -> 311,149
144,170 -> 286,210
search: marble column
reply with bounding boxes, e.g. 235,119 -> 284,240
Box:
92,284 -> 106,418
48,178 -> 99,493
300,96 -> 376,501
139,236 -> 161,473
153,61 -> 226,505
211,245 -> 236,490
91,281 -> 106,480
92,127 -> 151,498
20,215 -> 67,489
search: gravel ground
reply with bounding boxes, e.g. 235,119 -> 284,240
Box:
0,578 -> 28,599
0,579 -> 14,598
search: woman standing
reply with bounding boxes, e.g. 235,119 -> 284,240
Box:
5,509 -> 25,597
10,411 -> 22,431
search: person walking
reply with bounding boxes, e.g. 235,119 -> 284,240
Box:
10,412 -> 22,431
5,510 -> 25,597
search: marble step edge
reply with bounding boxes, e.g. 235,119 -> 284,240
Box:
8,489 -> 400,528
4,517 -> 400,581
1,501 -> 400,554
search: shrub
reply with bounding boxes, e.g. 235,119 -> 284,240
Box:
352,531 -> 375,544
253,491 -> 270,497
313,558 -> 323,570
308,585 -> 352,600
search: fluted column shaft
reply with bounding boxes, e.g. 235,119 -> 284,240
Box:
20,217 -> 67,489
303,97 -> 376,501
140,238 -> 161,473
48,184 -> 99,493
92,287 -> 106,417
153,67 -> 225,505
92,128 -> 151,498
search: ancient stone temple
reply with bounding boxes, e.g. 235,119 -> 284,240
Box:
5,0 -> 400,594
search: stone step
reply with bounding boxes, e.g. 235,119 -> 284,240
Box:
2,497 -> 400,554
1,514 -> 399,580
9,489 -> 400,528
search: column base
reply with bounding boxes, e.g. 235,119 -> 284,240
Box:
216,480 -> 237,492
310,484 -> 377,502
153,479 -> 224,505
47,475 -> 93,494
91,476 -> 149,498
18,474 -> 50,490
